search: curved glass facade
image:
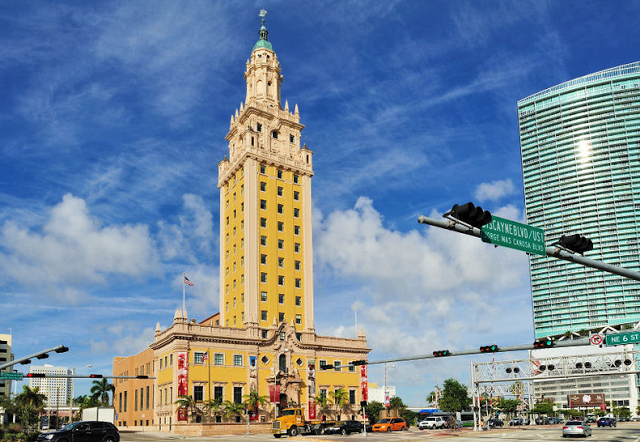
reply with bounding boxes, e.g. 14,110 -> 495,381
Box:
518,62 -> 640,338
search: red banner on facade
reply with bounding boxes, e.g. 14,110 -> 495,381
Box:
177,351 -> 188,396
269,384 -> 280,403
177,407 -> 187,422
360,364 -> 368,402
309,401 -> 316,419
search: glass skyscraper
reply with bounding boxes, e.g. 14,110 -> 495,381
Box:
518,62 -> 640,338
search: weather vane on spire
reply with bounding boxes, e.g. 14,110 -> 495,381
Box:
258,9 -> 269,42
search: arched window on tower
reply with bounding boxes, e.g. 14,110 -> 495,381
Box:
272,131 -> 278,139
279,354 -> 287,373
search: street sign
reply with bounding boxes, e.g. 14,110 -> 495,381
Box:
481,216 -> 546,256
606,331 -> 640,346
0,372 -> 23,380
590,334 -> 603,346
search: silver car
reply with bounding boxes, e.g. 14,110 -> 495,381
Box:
562,420 -> 592,438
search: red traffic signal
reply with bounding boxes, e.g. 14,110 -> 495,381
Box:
480,345 -> 499,353
533,339 -> 554,349
136,375 -> 149,379
433,350 -> 450,357
26,373 -> 46,378
89,374 -> 103,378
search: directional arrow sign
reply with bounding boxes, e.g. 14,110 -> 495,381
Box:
481,216 -> 546,256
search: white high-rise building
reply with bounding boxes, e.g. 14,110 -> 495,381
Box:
29,365 -> 73,408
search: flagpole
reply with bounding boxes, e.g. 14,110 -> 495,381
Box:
183,272 -> 186,317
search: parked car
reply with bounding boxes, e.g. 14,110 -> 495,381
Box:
37,421 -> 120,442
488,418 -> 504,427
562,420 -> 592,437
536,416 -> 551,425
585,417 -> 596,424
418,416 -> 447,430
597,417 -> 616,427
549,417 -> 563,424
371,417 -> 407,432
509,417 -> 524,426
325,420 -> 364,435
445,418 -> 463,429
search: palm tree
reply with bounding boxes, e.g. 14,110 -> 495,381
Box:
175,395 -> 199,422
243,389 -> 269,417
90,378 -> 115,406
329,388 -> 349,420
14,386 -> 47,428
222,400 -> 245,422
314,392 -> 331,419
203,398 -> 222,422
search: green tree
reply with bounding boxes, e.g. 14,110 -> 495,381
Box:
203,397 -> 222,422
90,378 -> 115,406
174,395 -> 199,422
14,386 -> 47,428
243,389 -> 269,420
364,400 -> 385,423
614,406 -> 631,419
329,388 -> 349,420
222,399 -> 245,422
439,379 -> 472,413
314,392 -> 331,419
531,401 -> 554,415
496,398 -> 519,415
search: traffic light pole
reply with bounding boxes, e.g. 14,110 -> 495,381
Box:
417,215 -> 640,282
0,345 -> 69,370
352,339 -> 590,367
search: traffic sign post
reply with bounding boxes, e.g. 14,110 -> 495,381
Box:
481,216 -> 546,256
0,372 -> 24,380
590,334 -> 603,346
606,331 -> 640,346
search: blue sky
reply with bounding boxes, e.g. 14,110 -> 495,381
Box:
1,1 -> 639,407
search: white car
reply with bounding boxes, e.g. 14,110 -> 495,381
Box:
418,416 -> 447,430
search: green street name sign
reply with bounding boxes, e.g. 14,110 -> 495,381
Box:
0,372 -> 23,380
606,331 -> 640,346
481,216 -> 546,256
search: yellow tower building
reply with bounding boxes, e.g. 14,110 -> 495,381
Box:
114,12 -> 369,434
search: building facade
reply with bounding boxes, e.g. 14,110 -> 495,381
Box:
0,334 -> 13,400
113,348 -> 155,428
518,62 -> 640,414
518,62 -> 640,338
114,14 -> 369,433
29,365 -> 73,409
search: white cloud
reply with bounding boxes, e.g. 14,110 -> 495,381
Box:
0,193 -> 159,300
474,179 -> 518,202
315,197 -> 532,354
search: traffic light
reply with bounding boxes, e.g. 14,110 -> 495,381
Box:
350,360 -> 367,366
55,346 -> 69,353
449,202 -> 492,228
558,234 -> 593,254
89,374 -> 103,378
319,364 -> 333,370
136,375 -> 149,379
533,338 -> 554,349
26,373 -> 45,378
360,401 -> 367,408
479,344 -> 499,353
432,350 -> 450,357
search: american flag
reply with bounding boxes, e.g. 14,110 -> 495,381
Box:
184,275 -> 194,286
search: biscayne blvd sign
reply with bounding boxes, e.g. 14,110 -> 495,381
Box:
481,215 -> 546,256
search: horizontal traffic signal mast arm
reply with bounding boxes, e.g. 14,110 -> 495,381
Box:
362,339 -> 590,366
417,215 -> 640,282
0,345 -> 69,371
18,374 -> 155,379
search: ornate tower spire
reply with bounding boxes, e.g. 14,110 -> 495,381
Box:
258,9 -> 269,42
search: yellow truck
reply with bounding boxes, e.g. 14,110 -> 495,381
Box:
271,407 -> 336,437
